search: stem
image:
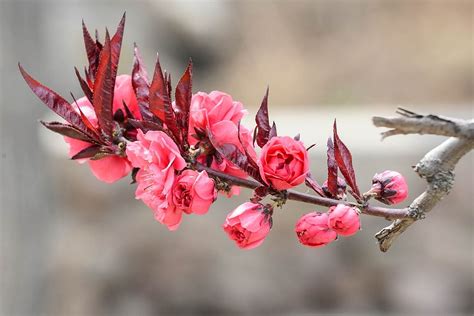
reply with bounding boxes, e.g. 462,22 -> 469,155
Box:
195,162 -> 410,220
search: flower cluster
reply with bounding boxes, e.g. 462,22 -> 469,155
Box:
20,14 -> 409,250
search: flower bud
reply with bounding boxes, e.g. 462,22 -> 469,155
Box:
371,170 -> 408,204
327,204 -> 360,237
223,202 -> 271,250
295,212 -> 337,248
322,177 -> 347,199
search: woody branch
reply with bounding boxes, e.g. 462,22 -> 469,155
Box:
373,108 -> 474,252
195,162 -> 410,220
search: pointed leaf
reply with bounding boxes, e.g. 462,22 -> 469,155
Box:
82,19 -> 100,77
19,64 -> 93,136
131,44 -> 153,120
305,172 -> 325,197
149,54 -> 168,122
110,12 -> 126,80
92,32 -> 114,137
175,60 -> 193,144
128,119 -> 163,133
255,87 -> 271,147
326,137 -> 338,197
71,144 -> 101,160
40,121 -> 95,142
333,120 -> 361,199
74,67 -> 93,102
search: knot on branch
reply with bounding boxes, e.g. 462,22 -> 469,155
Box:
428,170 -> 455,194
408,206 -> 425,220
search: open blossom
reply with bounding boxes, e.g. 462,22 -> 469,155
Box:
126,130 -> 187,230
190,91 -> 256,196
172,170 -> 216,215
295,212 -> 337,247
223,202 -> 271,250
64,75 -> 140,183
258,136 -> 310,191
371,170 -> 408,205
327,204 -> 360,237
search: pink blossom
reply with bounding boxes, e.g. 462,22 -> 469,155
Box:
189,91 -> 256,196
371,170 -> 408,204
126,130 -> 187,230
134,165 -> 182,230
223,202 -> 271,250
258,136 -> 310,191
189,91 -> 247,136
295,212 -> 337,248
172,170 -> 216,215
327,204 -> 360,237
63,75 -> 140,183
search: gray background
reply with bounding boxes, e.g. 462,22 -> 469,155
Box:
1,0 -> 473,315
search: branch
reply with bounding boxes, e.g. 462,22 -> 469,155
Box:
373,109 -> 474,252
195,162 -> 410,220
373,108 -> 474,140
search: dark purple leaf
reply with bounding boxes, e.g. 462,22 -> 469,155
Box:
255,87 -> 271,147
251,186 -> 269,203
40,121 -> 94,142
149,54 -> 169,122
128,119 -> 163,133
333,120 -> 361,199
82,19 -> 100,78
326,137 -> 338,197
269,121 -> 277,139
92,32 -> 114,137
19,64 -> 93,137
131,44 -> 153,120
110,13 -> 126,81
74,67 -> 93,102
174,60 -> 193,145
305,172 -> 325,197
71,144 -> 101,160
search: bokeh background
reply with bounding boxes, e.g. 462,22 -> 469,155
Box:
1,0 -> 473,315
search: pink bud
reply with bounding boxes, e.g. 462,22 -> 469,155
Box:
371,170 -> 408,204
223,202 -> 271,250
327,204 -> 360,237
295,212 -> 337,248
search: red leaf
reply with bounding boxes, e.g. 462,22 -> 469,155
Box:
255,87 -> 271,147
71,144 -> 101,160
82,19 -> 100,78
40,121 -> 95,142
305,172 -> 325,197
131,44 -> 152,120
92,32 -> 115,137
175,60 -> 193,143
326,137 -> 338,197
110,12 -> 126,81
149,54 -> 168,122
128,119 -> 163,133
19,64 -> 94,137
333,120 -> 361,199
74,67 -> 93,102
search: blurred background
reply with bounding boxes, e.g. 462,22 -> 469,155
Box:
1,0 -> 472,315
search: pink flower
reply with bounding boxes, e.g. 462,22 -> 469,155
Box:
63,75 -> 140,183
258,136 -> 310,191
172,170 -> 216,215
371,170 -> 408,204
327,204 -> 360,237
189,91 -> 247,136
295,212 -> 337,248
223,202 -> 271,250
189,91 -> 256,196
126,130 -> 187,230
135,165 -> 182,230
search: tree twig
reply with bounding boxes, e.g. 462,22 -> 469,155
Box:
373,109 -> 474,252
373,107 -> 474,140
195,162 -> 411,220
